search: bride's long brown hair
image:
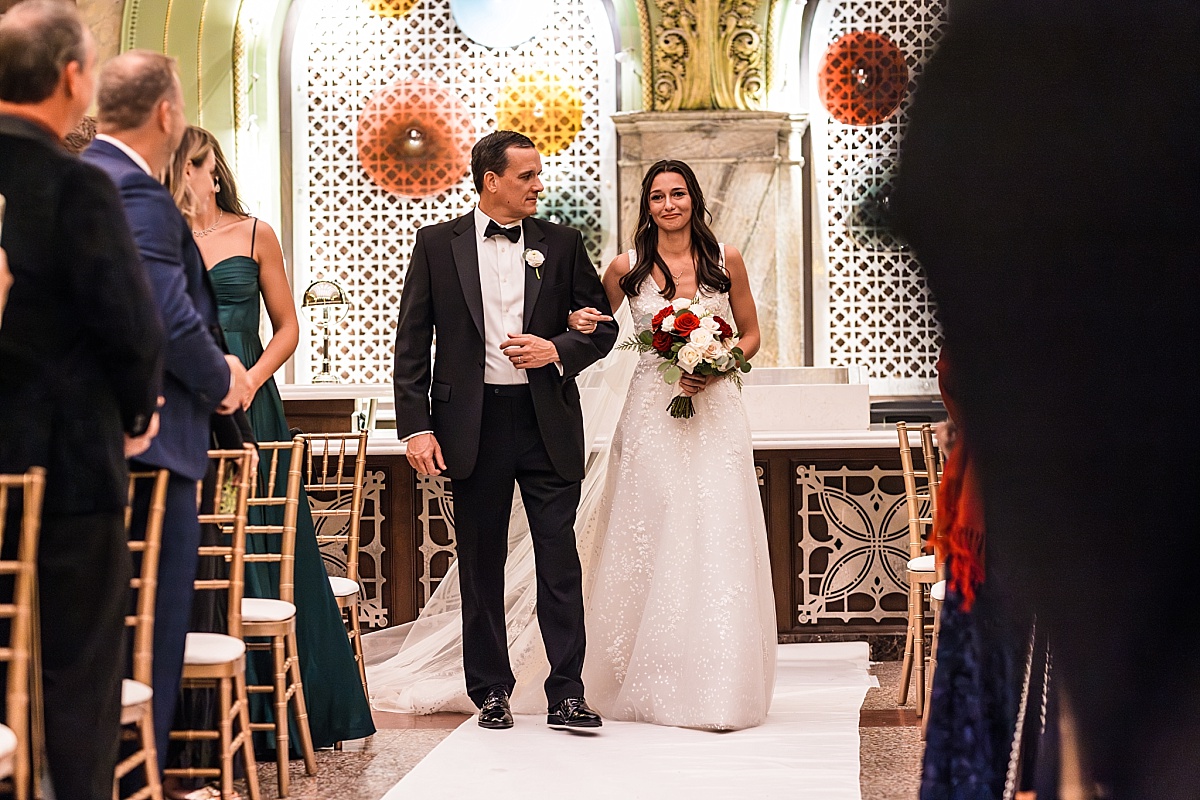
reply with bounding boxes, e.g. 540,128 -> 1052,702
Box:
620,160 -> 730,299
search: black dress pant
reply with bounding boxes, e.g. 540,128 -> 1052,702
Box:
451,385 -> 586,708
35,512 -> 131,800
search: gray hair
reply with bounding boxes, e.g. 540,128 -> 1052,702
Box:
0,0 -> 89,104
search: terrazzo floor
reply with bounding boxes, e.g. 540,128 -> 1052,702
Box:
242,660 -> 923,800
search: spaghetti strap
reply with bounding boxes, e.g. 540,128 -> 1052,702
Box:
718,242 -> 726,272
250,217 -> 259,260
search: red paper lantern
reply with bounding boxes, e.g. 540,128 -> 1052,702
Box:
818,31 -> 908,127
356,80 -> 474,198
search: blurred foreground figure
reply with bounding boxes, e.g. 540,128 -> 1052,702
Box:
895,1 -> 1200,798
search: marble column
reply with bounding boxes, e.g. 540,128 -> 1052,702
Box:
612,110 -> 808,367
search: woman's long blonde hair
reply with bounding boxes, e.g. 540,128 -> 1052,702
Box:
167,125 -> 248,226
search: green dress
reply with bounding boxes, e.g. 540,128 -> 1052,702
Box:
210,246 -> 375,750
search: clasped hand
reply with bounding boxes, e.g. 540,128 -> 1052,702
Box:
500,333 -> 559,370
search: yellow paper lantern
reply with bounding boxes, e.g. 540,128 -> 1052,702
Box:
496,70 -> 583,156
362,0 -> 419,18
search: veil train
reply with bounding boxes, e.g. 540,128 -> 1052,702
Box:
363,304 -> 638,715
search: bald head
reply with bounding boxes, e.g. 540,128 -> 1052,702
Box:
96,50 -> 181,132
0,0 -> 91,105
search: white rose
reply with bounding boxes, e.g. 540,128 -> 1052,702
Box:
689,302 -> 706,316
700,340 -> 723,359
699,316 -> 721,334
522,248 -> 545,267
660,314 -> 676,332
671,296 -> 692,312
688,328 -> 714,346
676,344 -> 703,372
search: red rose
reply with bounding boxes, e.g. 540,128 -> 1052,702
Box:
714,315 -> 734,339
652,330 -> 674,353
673,311 -> 700,336
652,306 -> 673,327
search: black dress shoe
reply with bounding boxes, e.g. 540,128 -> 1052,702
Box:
478,685 -> 513,729
547,697 -> 603,729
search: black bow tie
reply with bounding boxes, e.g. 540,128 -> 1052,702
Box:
485,220 -> 522,243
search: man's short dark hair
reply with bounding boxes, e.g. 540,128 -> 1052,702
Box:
470,130 -> 536,193
96,50 -> 179,131
0,0 -> 88,104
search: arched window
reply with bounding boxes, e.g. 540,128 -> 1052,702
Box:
281,0 -> 619,383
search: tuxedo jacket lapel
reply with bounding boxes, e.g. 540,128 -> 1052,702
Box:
451,213 -> 485,341
522,217 -> 546,331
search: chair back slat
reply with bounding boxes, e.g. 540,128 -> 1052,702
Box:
0,467 -> 46,799
918,424 -> 946,579
125,469 -> 170,687
195,447 -> 254,640
896,422 -> 935,560
301,432 -> 368,586
244,438 -> 305,604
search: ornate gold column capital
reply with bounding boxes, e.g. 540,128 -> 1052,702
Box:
639,0 -> 779,111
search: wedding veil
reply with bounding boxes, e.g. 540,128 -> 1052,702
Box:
363,302 -> 639,715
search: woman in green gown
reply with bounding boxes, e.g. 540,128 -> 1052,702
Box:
168,127 -> 375,755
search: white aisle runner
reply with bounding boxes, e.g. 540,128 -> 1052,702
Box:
381,642 -> 873,800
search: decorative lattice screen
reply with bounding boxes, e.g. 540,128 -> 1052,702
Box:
810,0 -> 948,395
290,0 -> 611,383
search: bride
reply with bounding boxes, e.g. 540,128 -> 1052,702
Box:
366,159 -> 776,730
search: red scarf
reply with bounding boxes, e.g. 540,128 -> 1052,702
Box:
936,353 -> 986,610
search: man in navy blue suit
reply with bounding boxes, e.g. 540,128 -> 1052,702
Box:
82,49 -> 252,773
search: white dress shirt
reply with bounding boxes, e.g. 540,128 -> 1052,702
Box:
474,206 -> 529,385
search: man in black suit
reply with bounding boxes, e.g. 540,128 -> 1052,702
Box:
394,131 -> 618,729
81,50 -> 252,772
894,1 -> 1200,796
0,2 -> 164,797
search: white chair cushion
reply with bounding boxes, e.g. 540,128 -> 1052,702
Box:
931,580 -> 947,603
121,678 -> 153,708
242,598 -> 297,622
0,723 -> 16,760
183,632 -> 246,665
907,554 -> 936,573
328,576 -> 361,598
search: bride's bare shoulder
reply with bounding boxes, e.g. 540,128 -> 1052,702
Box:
605,251 -> 632,277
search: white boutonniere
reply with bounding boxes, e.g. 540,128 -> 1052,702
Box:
523,248 -> 545,280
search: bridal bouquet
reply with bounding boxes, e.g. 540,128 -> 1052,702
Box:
618,297 -> 751,419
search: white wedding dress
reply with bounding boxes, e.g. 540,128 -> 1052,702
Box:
365,248 -> 777,730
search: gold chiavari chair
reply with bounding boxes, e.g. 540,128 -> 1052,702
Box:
0,468 -> 45,800
163,448 -> 261,800
896,422 -> 939,716
301,431 -> 369,698
115,468 -> 170,800
241,437 -> 317,797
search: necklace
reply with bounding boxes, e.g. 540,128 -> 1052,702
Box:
192,209 -> 224,238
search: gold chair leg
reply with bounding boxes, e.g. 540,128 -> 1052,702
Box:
234,670 -> 262,800
141,716 -> 163,800
897,581 -> 918,706
913,589 -> 927,717
271,634 -> 290,799
285,630 -> 318,776
922,598 -> 942,739
348,603 -> 367,697
219,677 -> 234,800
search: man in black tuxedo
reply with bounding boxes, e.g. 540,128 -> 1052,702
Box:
81,50 -> 253,772
895,0 -> 1200,796
394,131 -> 618,729
0,2 -> 164,797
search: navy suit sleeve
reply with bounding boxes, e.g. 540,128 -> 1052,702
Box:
393,228 -> 435,439
551,230 -> 618,378
120,174 -> 231,410
62,164 -> 165,435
